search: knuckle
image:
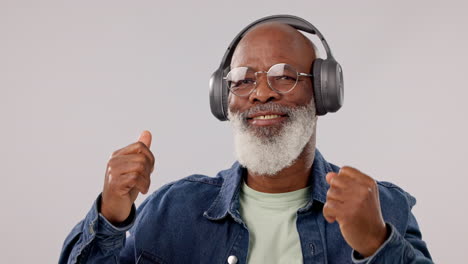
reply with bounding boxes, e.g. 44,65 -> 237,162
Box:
144,155 -> 153,165
340,166 -> 358,176
136,141 -> 146,150
136,163 -> 146,172
330,179 -> 340,188
129,172 -> 139,181
107,175 -> 118,189
135,154 -> 147,163
106,163 -> 112,173
361,177 -> 375,189
339,166 -> 351,174
111,150 -> 119,157
367,178 -> 377,187
327,188 -> 336,199
106,172 -> 113,182
127,175 -> 138,185
107,158 -> 116,167
358,187 -> 369,198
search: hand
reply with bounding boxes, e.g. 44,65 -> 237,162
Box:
323,166 -> 388,257
101,130 -> 155,224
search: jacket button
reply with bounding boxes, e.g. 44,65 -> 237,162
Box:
227,255 -> 238,264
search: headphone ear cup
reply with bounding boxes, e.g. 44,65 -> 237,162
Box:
321,59 -> 344,114
312,58 -> 327,116
209,68 -> 229,121
312,58 -> 344,115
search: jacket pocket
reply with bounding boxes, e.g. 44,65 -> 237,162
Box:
136,251 -> 167,264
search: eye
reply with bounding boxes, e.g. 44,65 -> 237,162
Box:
275,75 -> 297,81
230,79 -> 255,88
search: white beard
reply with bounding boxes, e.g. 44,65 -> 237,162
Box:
228,100 -> 317,176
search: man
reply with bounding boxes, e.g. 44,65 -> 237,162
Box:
60,17 -> 432,263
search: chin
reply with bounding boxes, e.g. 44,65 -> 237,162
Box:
246,122 -> 287,140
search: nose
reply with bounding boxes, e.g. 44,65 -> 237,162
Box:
248,73 -> 281,104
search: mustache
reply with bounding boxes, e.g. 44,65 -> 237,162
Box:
237,102 -> 301,120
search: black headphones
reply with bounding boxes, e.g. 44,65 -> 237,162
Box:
209,14 -> 344,121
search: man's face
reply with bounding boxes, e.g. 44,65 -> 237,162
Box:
228,23 -> 315,136
227,23 -> 318,175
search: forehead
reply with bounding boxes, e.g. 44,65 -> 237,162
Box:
230,23 -> 315,71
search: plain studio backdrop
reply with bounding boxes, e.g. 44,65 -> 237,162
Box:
1,0 -> 467,263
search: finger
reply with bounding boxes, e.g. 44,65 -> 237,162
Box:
112,142 -> 155,167
326,172 -> 338,185
121,172 -> 151,194
109,154 -> 153,175
137,144 -> 155,169
338,166 -> 375,188
323,198 -> 344,223
323,201 -> 337,223
329,170 -> 357,189
326,186 -> 344,202
138,130 -> 152,148
339,166 -> 363,179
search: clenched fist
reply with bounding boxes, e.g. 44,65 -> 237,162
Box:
101,131 -> 155,224
323,166 -> 388,257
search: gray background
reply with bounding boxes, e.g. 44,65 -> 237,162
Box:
1,0 -> 466,263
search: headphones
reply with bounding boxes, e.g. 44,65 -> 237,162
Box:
209,14 -> 344,121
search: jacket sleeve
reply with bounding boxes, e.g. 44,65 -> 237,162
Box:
58,194 -> 137,264
351,188 -> 433,264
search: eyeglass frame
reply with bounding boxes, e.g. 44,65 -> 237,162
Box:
223,63 -> 313,97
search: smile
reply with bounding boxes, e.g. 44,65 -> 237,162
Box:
247,112 -> 288,126
252,114 -> 283,120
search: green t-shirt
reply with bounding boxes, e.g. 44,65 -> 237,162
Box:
239,181 -> 310,264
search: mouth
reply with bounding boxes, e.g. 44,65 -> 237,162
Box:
246,111 -> 288,126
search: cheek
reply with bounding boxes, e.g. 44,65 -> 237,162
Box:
286,84 -> 314,105
228,93 -> 248,112
227,93 -> 235,111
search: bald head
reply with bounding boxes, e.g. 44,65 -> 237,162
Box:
231,22 -> 318,72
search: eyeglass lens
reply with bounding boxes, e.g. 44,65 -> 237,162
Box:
226,63 -> 299,96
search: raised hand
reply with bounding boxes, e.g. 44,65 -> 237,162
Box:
323,166 -> 388,257
101,131 -> 155,224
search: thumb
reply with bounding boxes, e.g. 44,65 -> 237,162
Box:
138,130 -> 152,148
326,172 -> 337,185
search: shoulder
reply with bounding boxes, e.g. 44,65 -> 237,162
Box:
377,180 -> 417,209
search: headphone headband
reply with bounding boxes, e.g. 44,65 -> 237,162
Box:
219,14 -> 334,70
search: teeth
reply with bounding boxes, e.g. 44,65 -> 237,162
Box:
253,115 -> 282,120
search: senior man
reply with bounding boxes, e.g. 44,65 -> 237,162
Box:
60,15 -> 432,264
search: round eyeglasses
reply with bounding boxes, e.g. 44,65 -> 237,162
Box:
223,63 -> 313,97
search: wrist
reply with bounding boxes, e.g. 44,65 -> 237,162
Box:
99,194 -> 132,224
359,223 -> 389,257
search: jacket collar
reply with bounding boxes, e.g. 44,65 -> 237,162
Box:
203,148 -> 336,221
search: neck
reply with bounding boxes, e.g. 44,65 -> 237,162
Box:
245,136 -> 316,193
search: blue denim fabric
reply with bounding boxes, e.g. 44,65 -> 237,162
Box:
59,149 -> 432,264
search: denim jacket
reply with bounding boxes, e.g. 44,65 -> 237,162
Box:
59,149 -> 432,264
